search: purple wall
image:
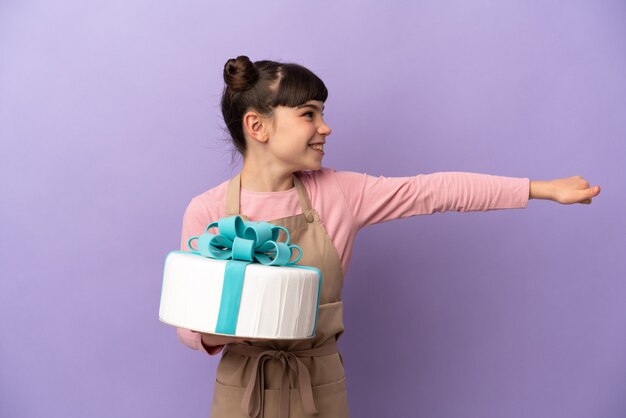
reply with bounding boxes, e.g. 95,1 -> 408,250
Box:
1,1 -> 625,417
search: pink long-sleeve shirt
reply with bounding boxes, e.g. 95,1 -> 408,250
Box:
175,167 -> 530,355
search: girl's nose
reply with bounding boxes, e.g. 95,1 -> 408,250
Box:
319,121 -> 332,137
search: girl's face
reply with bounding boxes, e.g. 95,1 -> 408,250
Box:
264,100 -> 332,172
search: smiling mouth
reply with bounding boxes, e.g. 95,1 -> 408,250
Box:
308,143 -> 324,153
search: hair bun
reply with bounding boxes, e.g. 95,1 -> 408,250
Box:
224,55 -> 259,92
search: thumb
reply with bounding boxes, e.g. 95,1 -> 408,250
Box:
579,185 -> 600,204
586,185 -> 601,198
591,185 -> 601,196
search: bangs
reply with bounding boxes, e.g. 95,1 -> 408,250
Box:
271,63 -> 328,108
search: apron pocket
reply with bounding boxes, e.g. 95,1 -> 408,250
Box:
211,380 -> 246,418
211,378 -> 349,418
308,378 -> 349,418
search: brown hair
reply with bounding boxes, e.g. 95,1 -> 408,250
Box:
221,55 -> 328,156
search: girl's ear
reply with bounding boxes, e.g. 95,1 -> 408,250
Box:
243,111 -> 270,144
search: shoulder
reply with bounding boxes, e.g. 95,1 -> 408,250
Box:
296,167 -> 375,198
183,178 -> 230,221
296,167 -> 362,188
294,167 -> 338,197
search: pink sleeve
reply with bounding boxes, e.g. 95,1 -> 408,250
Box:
176,328 -> 224,355
174,198 -> 225,356
180,197 -> 211,252
332,171 -> 530,229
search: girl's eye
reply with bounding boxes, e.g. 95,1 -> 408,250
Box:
303,111 -> 314,118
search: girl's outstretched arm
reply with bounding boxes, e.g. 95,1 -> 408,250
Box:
530,176 -> 601,204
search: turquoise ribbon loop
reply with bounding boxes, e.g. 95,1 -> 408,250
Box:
187,215 -> 304,334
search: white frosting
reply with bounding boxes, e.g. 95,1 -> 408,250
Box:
159,252 -> 320,339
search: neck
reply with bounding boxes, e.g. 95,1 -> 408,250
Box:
240,158 -> 295,192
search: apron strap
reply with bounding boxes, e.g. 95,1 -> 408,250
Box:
225,173 -> 242,217
293,175 -> 315,223
226,173 -> 315,223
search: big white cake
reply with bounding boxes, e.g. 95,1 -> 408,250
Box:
159,251 -> 321,339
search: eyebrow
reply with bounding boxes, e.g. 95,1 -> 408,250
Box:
296,103 -> 325,112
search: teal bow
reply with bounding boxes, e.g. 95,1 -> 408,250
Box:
187,216 -> 303,335
188,215 -> 302,266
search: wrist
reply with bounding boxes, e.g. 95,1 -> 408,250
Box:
529,180 -> 554,200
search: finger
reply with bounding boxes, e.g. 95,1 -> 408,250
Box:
592,185 -> 601,196
583,186 -> 600,199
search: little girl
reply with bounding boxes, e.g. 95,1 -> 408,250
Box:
175,55 -> 601,418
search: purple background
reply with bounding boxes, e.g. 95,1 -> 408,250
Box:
1,1 -> 625,417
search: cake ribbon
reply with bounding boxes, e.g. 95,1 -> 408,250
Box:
187,215 -> 303,334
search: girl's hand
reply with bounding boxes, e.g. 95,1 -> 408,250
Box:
530,176 -> 601,204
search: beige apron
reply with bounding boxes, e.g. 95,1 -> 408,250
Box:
210,173 -> 349,418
